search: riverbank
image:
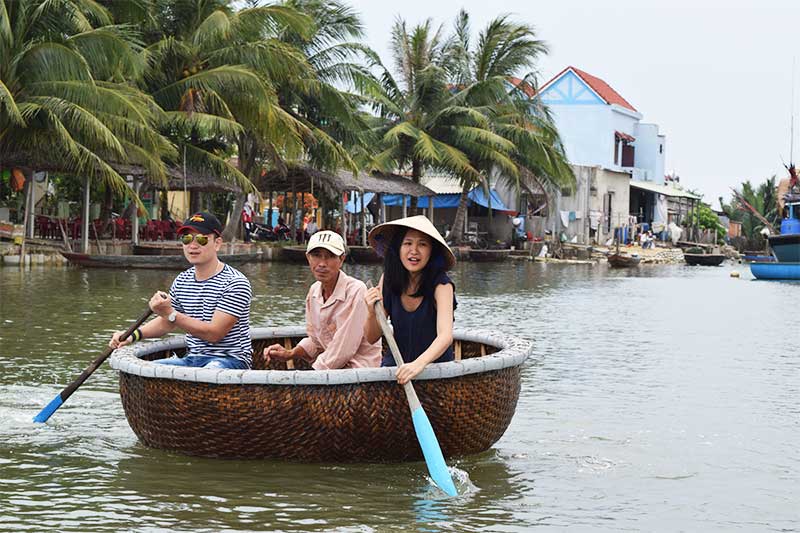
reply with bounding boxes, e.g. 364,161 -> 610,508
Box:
0,238 -> 738,268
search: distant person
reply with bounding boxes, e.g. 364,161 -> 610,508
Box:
274,217 -> 291,241
263,231 -> 381,369
241,202 -> 254,243
364,215 -> 456,385
305,216 -> 319,240
109,212 -> 253,369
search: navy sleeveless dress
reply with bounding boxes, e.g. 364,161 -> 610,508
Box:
381,272 -> 457,366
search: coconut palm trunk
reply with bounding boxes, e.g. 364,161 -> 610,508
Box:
450,183 -> 471,244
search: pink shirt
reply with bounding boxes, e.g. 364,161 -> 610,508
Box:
297,270 -> 382,370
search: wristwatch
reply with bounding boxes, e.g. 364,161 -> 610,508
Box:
167,310 -> 178,323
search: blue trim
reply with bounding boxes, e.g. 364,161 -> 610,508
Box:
540,71 -> 604,106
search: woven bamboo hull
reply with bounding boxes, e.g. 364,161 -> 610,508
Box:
112,328 -> 530,462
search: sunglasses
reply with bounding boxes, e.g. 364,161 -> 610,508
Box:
180,233 -> 213,246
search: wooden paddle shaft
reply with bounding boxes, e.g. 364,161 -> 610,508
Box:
368,285 -> 420,412
60,308 -> 152,402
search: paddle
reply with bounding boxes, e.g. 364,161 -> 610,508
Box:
367,281 -> 458,497
33,307 -> 153,423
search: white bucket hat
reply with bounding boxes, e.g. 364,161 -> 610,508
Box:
306,230 -> 346,256
367,215 -> 456,270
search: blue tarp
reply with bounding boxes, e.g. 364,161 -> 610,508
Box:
345,192 -> 375,213
382,188 -> 512,212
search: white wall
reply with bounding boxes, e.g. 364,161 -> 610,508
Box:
633,122 -> 667,184
548,105 -> 616,168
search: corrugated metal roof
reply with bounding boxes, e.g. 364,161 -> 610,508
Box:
630,180 -> 702,200
421,175 -> 464,195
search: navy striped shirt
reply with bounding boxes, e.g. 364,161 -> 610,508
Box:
169,263 -> 252,366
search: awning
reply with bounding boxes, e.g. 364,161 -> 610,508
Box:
345,192 -> 375,213
615,131 -> 635,143
630,180 -> 702,200
381,187 -> 513,212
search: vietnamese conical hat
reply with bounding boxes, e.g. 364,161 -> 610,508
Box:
367,215 -> 456,270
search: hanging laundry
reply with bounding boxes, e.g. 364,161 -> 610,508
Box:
589,210 -> 602,230
559,210 -> 570,228
568,211 -> 577,222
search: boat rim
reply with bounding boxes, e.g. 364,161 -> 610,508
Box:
109,326 -> 532,386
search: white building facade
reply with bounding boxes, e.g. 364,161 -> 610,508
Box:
537,66 -> 666,185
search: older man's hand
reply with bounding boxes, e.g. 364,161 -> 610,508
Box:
263,343 -> 292,362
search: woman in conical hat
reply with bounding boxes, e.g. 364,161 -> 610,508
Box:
364,215 -> 457,384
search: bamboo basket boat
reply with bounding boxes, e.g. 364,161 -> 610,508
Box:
110,327 -> 531,462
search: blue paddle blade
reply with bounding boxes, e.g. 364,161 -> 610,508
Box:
32,394 -> 63,424
411,406 -> 458,497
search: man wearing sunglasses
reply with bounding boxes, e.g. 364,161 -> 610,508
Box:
109,211 -> 253,369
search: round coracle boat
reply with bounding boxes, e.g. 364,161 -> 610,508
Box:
110,327 -> 532,462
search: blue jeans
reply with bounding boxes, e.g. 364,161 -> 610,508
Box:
153,355 -> 248,369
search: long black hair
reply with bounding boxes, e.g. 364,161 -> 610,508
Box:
383,227 -> 447,298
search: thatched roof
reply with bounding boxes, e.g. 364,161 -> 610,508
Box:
257,166 -> 435,198
119,165 -> 241,193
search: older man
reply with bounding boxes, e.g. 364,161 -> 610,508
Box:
264,230 -> 381,369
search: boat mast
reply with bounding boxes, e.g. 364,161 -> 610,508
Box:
791,57 -> 796,165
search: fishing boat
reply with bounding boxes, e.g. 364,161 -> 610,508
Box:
61,251 -> 262,269
468,249 -> 510,262
750,261 -> 800,280
109,326 -> 531,462
769,194 -> 800,262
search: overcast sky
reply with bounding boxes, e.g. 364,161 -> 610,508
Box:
345,0 -> 799,207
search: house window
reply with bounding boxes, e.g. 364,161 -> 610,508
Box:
561,187 -> 572,197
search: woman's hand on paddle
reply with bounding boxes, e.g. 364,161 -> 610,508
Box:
149,291 -> 172,317
396,360 -> 425,385
364,286 -> 382,316
108,330 -> 133,349
263,343 -> 291,363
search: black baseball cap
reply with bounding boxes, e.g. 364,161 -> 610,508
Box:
177,212 -> 223,236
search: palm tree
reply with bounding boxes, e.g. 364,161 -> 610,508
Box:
139,0 -> 316,233
0,0 -> 172,202
443,10 -> 574,244
728,177 -> 780,248
363,18 -> 511,213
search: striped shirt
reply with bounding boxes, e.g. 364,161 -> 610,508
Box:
169,263 -> 253,366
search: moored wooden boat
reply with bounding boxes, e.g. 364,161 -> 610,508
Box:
279,246 -> 308,263
684,253 -> 726,266
62,251 -> 262,269
133,242 -> 183,256
607,253 -> 640,268
468,249 -> 510,262
347,245 -> 382,263
110,326 -> 531,462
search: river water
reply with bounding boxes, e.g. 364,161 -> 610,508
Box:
0,260 -> 798,532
